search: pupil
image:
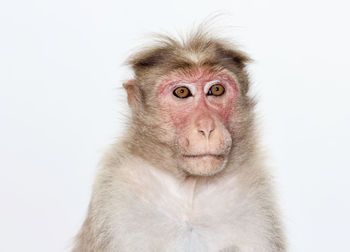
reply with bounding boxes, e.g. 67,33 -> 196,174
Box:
180,89 -> 184,93
215,87 -> 219,91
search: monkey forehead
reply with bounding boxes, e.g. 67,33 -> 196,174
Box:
156,67 -> 237,96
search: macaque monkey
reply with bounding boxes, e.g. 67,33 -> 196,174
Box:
73,28 -> 286,252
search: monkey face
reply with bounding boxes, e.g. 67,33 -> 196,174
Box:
157,67 -> 238,176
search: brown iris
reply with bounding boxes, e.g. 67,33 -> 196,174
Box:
208,84 -> 225,96
173,86 -> 191,98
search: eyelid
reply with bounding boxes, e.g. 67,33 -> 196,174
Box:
172,83 -> 196,95
204,80 -> 221,93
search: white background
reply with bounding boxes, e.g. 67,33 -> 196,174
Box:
1,0 -> 349,251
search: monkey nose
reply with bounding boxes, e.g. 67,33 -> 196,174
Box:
198,128 -> 215,138
196,118 -> 216,139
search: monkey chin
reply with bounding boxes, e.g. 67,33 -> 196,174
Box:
180,155 -> 227,176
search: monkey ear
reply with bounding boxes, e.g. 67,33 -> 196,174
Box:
215,46 -> 252,69
123,80 -> 142,109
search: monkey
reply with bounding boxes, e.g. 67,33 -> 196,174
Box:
72,28 -> 286,252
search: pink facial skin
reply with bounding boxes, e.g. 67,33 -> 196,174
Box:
156,67 -> 238,175
157,67 -> 238,129
157,67 -> 238,175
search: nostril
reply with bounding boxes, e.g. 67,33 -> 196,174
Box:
208,128 -> 215,137
198,130 -> 206,136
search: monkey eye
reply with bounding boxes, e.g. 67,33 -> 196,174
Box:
173,86 -> 192,98
207,84 -> 225,96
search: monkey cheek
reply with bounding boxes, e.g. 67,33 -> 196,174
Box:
180,156 -> 227,176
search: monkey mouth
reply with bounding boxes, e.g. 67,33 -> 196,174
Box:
182,154 -> 225,159
180,153 -> 228,176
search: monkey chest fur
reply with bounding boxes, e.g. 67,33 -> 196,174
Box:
103,160 -> 269,252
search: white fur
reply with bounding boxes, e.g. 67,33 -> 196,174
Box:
98,156 -> 274,252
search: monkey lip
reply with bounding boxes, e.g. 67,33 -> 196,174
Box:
181,153 -> 227,176
182,153 -> 225,159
